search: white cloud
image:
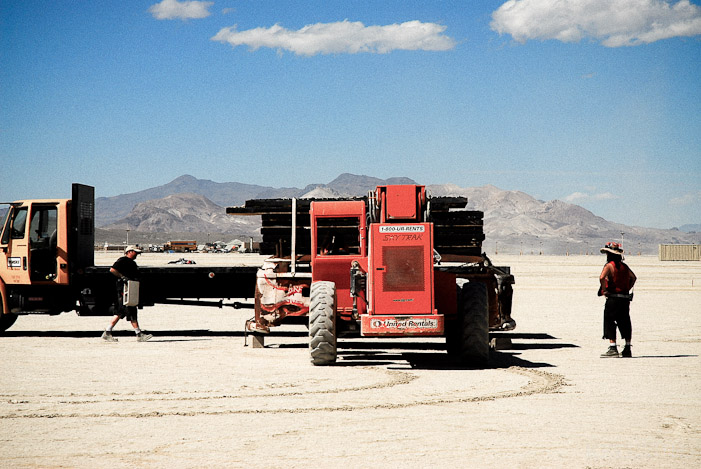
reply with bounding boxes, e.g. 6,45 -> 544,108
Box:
670,191 -> 701,205
490,0 -> 701,47
211,20 -> 456,56
565,191 -> 619,202
592,192 -> 618,200
149,0 -> 213,21
564,191 -> 589,201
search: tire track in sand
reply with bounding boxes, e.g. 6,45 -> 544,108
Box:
1,367 -> 565,419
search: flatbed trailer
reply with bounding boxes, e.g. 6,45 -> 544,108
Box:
0,184 -> 257,331
78,265 -> 258,314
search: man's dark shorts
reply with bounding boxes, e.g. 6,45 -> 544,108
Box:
117,305 -> 138,322
114,279 -> 138,321
603,297 -> 632,341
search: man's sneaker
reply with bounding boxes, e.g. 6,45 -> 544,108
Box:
601,346 -> 619,358
101,331 -> 118,342
136,331 -> 153,342
621,345 -> 632,358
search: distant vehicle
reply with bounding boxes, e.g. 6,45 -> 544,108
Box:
163,240 -> 197,253
168,258 -> 196,265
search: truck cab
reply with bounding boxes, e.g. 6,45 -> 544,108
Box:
1,199 -> 70,286
0,185 -> 95,325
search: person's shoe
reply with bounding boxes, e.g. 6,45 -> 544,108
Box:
621,345 -> 632,358
600,345 -> 619,358
101,331 -> 118,342
136,331 -> 153,342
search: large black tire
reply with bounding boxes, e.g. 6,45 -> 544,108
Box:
455,281 -> 490,364
0,293 -> 18,332
309,281 -> 337,366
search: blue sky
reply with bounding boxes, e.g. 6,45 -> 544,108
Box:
1,0 -> 699,229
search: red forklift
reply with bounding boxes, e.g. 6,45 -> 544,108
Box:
228,184 -> 515,365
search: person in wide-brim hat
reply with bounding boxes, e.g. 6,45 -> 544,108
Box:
598,241 -> 636,358
600,241 -> 624,258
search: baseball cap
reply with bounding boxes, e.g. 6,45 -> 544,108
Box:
124,245 -> 142,254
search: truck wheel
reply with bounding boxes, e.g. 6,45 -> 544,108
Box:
457,281 -> 489,364
309,281 -> 337,366
0,294 -> 18,332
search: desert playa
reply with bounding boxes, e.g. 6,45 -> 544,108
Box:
1,253 -> 699,468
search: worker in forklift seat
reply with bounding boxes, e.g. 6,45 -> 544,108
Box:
320,233 -> 349,255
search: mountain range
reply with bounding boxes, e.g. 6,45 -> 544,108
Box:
97,174 -> 699,255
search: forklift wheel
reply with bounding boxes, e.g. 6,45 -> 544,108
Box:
309,281 -> 337,365
457,281 -> 490,365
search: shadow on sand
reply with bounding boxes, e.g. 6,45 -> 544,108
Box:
0,329 -> 308,339
3,329 -> 591,369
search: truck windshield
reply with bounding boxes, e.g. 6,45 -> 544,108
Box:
0,206 -> 12,245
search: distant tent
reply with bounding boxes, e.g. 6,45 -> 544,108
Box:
229,239 -> 246,252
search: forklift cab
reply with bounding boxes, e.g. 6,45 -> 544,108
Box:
310,200 -> 368,316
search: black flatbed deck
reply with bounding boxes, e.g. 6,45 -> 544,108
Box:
81,265 -> 258,310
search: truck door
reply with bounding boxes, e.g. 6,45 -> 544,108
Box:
0,205 -> 31,285
28,204 -> 59,281
0,203 -> 64,285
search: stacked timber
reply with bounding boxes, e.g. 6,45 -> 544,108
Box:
430,209 -> 484,257
227,198 -> 331,256
226,196 -> 484,258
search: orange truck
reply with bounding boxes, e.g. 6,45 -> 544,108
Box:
0,184 -> 256,333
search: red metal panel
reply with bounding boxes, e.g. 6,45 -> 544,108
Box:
368,223 -> 434,316
311,200 -> 366,217
312,257 -> 367,313
382,185 -> 419,220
